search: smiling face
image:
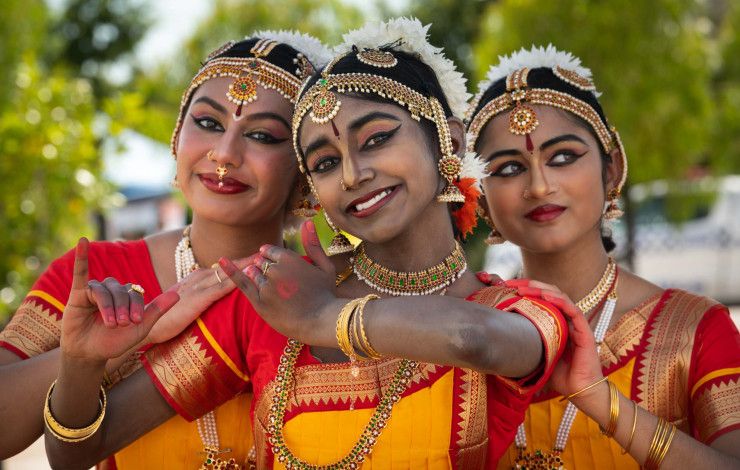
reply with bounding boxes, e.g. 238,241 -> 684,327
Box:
298,95 -> 447,243
175,77 -> 298,227
477,105 -> 621,254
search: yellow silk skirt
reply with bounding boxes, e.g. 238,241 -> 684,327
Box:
497,359 -> 640,470
275,369 -> 456,469
113,394 -> 253,469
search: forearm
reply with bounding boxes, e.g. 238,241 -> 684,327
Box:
571,383 -> 740,468
307,296 -> 543,376
0,348 -> 61,459
45,368 -> 175,469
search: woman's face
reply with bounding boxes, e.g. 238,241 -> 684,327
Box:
176,77 -> 297,227
477,105 -> 619,253
299,95 -> 442,243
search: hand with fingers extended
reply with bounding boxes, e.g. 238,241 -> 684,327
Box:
145,256 -> 256,344
60,238 -> 180,365
504,279 -> 603,396
219,220 -> 339,342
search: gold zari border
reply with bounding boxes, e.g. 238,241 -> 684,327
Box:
692,377 -> 740,443
0,299 -> 61,357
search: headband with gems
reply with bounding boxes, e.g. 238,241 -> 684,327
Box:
292,50 -> 465,203
170,38 -> 312,157
466,45 -> 628,195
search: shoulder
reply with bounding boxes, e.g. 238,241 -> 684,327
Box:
657,288 -> 726,321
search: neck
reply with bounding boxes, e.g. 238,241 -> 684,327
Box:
361,202 -> 458,272
520,229 -> 610,304
188,214 -> 284,267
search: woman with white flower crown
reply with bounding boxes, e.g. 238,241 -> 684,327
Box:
466,45 -> 740,469
43,19 -> 573,469
1,31 -> 332,469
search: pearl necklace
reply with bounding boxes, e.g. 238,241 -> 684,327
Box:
513,266 -> 619,470
175,226 -> 241,470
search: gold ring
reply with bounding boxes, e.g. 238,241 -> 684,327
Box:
262,261 -> 273,276
214,268 -> 223,284
127,284 -> 145,296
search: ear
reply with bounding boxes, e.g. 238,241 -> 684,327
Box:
605,146 -> 625,194
446,116 -> 466,157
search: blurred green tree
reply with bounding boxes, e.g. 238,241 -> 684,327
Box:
0,0 -> 113,323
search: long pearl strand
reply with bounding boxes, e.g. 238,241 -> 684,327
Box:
175,226 -> 241,469
514,265 -> 619,469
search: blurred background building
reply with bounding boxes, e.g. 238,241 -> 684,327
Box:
1,0 -> 739,467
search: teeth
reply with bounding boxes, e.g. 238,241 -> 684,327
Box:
354,189 -> 391,212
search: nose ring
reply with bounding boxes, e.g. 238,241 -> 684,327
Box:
340,179 -> 349,191
522,188 -> 532,200
216,165 -> 228,187
207,149 -> 216,161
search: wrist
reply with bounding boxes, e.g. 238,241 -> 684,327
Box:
570,380 -> 611,422
306,297 -> 345,347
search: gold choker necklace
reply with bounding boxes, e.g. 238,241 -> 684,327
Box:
351,242 -> 467,296
575,258 -> 616,313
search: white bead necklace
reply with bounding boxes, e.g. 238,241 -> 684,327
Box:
513,269 -> 619,470
175,226 -> 241,469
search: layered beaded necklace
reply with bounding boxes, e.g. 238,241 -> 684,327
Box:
351,241 -> 467,296
513,259 -> 619,470
175,226 -> 242,470
266,241 -> 467,467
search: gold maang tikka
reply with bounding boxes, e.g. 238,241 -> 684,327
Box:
226,38 -> 279,121
506,68 -> 539,154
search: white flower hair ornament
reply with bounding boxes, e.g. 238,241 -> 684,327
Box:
253,29 -> 333,71
335,17 -> 471,118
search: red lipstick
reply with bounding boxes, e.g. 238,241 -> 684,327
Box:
199,174 -> 250,194
525,204 -> 566,222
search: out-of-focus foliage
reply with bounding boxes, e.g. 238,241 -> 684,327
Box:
713,1 -> 740,173
0,0 -> 114,323
470,0 -> 714,184
50,0 -> 152,97
112,0 -> 363,146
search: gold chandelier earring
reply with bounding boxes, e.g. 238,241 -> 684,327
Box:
291,177 -> 317,218
477,207 -> 505,245
604,188 -> 624,220
324,211 -> 354,255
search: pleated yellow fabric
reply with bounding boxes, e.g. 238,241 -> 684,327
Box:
497,359 -> 639,470
113,394 -> 253,469
276,369 -> 455,469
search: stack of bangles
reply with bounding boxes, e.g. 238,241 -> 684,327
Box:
44,380 -> 107,442
336,294 -> 382,361
563,376 -> 674,467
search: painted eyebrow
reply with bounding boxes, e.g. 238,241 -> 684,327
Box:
348,111 -> 401,132
484,133 -> 589,162
192,96 -> 227,114
244,112 -> 290,131
302,136 -> 331,159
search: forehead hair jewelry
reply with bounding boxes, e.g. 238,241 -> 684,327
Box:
170,39 -> 306,157
466,45 -> 629,220
293,50 -> 465,204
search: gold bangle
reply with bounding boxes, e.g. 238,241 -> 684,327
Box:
44,380 -> 106,442
621,400 -> 638,455
654,422 -> 677,468
355,294 -> 381,359
645,418 -> 674,469
600,381 -> 620,437
560,376 -> 608,402
336,299 -> 361,360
